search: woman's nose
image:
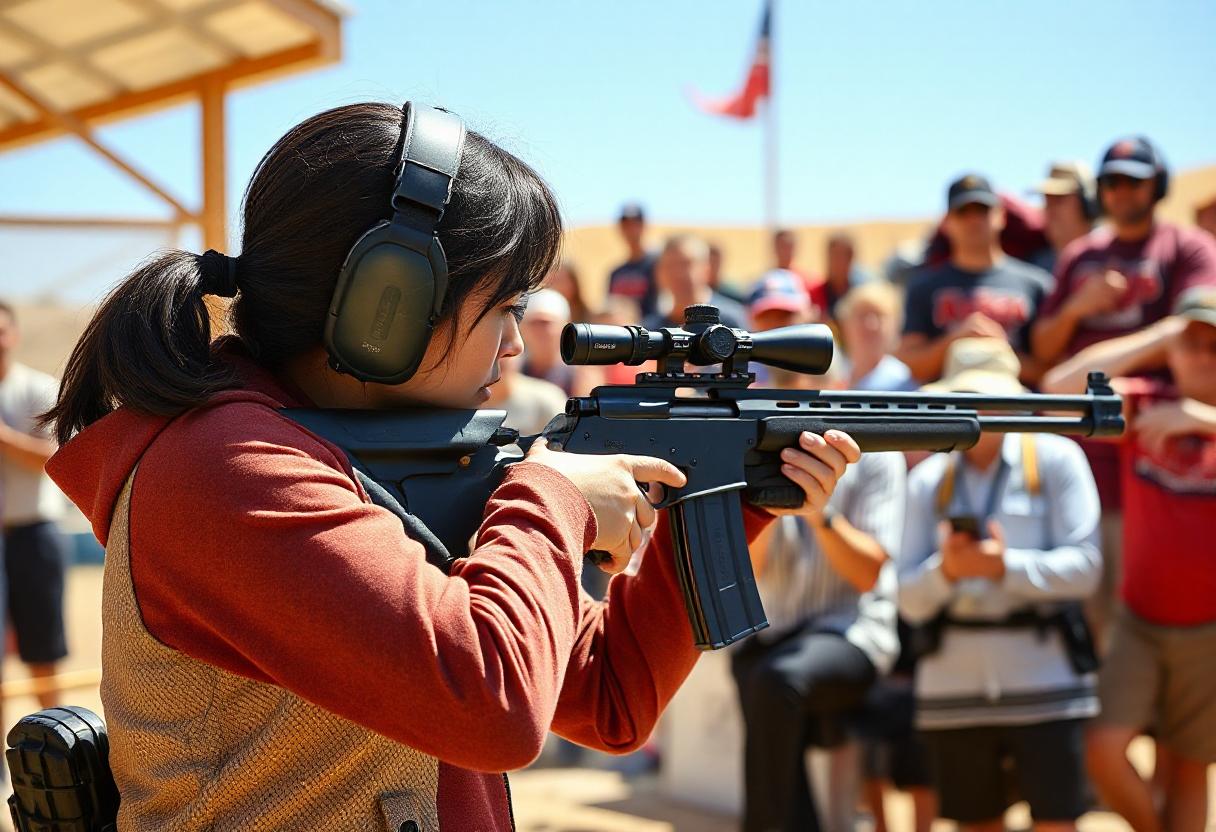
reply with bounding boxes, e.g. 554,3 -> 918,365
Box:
502,316 -> 524,359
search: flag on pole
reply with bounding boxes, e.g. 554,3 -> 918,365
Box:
690,1 -> 772,119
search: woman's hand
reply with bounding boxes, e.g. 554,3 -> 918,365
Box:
762,430 -> 862,518
526,440 -> 687,573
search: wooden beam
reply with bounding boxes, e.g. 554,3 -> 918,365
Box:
0,214 -> 182,230
0,72 -> 196,220
0,40 -> 329,152
200,77 -> 227,251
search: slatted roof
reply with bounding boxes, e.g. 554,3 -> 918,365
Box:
0,0 -> 343,149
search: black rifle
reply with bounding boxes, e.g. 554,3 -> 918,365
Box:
286,304 -> 1123,650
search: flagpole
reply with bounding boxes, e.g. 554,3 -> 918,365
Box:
764,0 -> 778,232
764,93 -> 777,232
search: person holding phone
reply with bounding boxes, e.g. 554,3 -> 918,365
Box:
897,338 -> 1101,832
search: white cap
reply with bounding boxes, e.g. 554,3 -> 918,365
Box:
524,288 -> 570,323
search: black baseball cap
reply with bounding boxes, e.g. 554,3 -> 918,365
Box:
1098,137 -> 1160,180
947,173 -> 999,211
619,202 -> 646,221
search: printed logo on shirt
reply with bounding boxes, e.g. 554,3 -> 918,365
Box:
609,270 -> 650,300
1133,423 -> 1216,496
1071,256 -> 1164,330
931,287 -> 1030,332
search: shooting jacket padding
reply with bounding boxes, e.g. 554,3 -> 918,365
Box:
102,469 -> 443,831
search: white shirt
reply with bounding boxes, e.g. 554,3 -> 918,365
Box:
0,362 -> 65,525
898,434 -> 1102,729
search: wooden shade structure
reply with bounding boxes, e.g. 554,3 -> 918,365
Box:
0,0 -> 345,249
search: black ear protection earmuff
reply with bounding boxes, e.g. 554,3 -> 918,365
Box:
324,103 -> 467,384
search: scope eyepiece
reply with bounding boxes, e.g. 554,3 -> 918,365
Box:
560,323 -> 653,365
560,305 -> 835,377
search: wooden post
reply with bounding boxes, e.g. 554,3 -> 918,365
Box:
200,78 -> 227,252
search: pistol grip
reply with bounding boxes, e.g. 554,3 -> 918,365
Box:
668,492 -> 768,650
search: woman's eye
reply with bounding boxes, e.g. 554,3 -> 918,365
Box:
507,302 -> 528,322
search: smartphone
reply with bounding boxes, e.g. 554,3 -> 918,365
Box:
948,515 -> 985,538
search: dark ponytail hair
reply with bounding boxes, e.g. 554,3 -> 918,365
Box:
45,103 -> 563,444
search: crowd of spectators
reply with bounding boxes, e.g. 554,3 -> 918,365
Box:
494,134 -> 1216,832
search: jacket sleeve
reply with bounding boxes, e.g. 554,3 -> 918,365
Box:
130,402 -> 596,773
896,457 -> 955,624
549,503 -> 773,753
1001,439 -> 1102,601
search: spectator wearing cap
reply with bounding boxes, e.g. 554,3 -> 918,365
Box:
1033,138 -> 1216,366
747,268 -> 812,334
520,288 -> 601,396
644,235 -> 747,331
836,282 -> 916,392
1033,161 -> 1098,273
898,337 -> 1101,832
731,285 -> 905,832
607,202 -> 660,317
1195,192 -> 1216,242
1031,138 -> 1216,642
1043,287 -> 1216,832
896,174 -> 1054,384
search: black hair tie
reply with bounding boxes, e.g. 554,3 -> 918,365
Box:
200,249 -> 240,298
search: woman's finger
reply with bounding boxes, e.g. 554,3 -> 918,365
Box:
628,521 -> 644,554
824,430 -> 862,463
797,432 -> 850,479
780,460 -> 829,508
635,492 -> 657,530
781,447 -> 839,495
624,455 -> 688,489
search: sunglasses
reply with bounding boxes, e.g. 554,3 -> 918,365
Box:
1100,174 -> 1150,190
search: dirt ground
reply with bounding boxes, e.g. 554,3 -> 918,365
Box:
4,564 -> 1213,832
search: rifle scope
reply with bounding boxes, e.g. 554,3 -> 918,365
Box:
560,304 -> 834,375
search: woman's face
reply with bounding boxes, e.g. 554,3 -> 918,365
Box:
365,288 -> 526,410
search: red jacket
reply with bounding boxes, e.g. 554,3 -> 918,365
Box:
48,345 -> 772,829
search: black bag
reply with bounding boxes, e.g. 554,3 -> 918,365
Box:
6,706 -> 119,832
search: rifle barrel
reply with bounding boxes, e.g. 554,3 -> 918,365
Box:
976,415 -> 1098,434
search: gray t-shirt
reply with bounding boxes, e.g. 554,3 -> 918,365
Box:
0,362 -> 64,525
902,258 -> 1054,352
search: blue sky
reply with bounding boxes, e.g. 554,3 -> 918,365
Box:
3,0 -> 1215,301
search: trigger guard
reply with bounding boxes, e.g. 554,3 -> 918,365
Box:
638,481 -> 679,511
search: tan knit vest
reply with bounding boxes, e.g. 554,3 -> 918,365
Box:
100,471 -> 443,831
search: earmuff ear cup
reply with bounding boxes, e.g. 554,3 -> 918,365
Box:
324,103 -> 464,385
325,221 -> 449,384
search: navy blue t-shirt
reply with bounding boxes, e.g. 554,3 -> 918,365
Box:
608,253 -> 659,317
902,258 -> 1054,352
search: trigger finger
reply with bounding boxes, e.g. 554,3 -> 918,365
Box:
635,493 -> 657,529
